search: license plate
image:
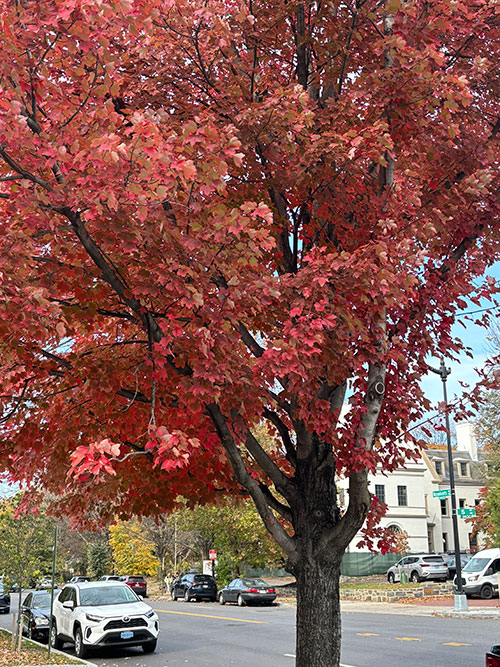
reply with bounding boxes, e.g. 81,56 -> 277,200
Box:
202,584 -> 208,588
259,589 -> 267,593
120,631 -> 134,639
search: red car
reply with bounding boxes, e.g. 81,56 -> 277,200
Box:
120,575 -> 147,597
487,646 -> 500,666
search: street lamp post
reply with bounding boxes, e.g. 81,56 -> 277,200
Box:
428,359 -> 468,611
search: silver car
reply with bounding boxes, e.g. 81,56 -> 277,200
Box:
387,554 -> 448,583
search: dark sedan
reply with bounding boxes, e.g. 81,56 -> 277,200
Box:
442,553 -> 470,579
172,574 -> 217,602
22,590 -> 59,641
0,583 -> 10,614
218,577 -> 277,606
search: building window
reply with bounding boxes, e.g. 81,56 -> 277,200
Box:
387,524 -> 401,534
469,533 -> 478,549
443,532 -> 448,551
440,498 -> 448,516
459,498 -> 465,509
397,486 -> 407,507
475,498 -> 481,506
435,461 -> 442,475
460,462 -> 468,477
375,484 -> 385,503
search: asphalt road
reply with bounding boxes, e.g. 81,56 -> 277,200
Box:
1,595 -> 497,666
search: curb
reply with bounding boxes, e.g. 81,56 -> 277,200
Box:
3,628 -> 97,667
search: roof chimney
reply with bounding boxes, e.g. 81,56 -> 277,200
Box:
456,421 -> 478,461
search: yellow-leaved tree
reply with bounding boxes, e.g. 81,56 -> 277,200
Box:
109,520 -> 159,576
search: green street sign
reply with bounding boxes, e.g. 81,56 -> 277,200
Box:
433,489 -> 451,498
458,508 -> 476,518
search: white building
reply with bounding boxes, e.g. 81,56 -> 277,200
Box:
341,421 -> 487,554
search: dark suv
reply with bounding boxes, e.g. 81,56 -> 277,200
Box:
120,575 -> 147,597
172,574 -> 217,602
0,583 -> 10,614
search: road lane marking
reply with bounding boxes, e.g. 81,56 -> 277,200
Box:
443,642 -> 472,646
395,637 -> 421,641
155,608 -> 266,624
356,632 -> 380,636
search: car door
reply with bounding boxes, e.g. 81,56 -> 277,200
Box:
230,579 -> 242,603
60,587 -> 77,637
22,593 -> 32,634
489,558 -> 500,592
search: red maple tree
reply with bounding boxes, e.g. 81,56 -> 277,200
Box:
0,1 -> 498,665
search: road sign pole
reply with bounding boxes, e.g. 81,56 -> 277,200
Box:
428,359 -> 467,611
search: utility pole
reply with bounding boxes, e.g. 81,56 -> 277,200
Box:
47,525 -> 58,660
428,359 -> 468,611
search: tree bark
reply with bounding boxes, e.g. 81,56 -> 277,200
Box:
295,555 -> 343,667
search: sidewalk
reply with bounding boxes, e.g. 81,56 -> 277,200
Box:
341,598 -> 500,619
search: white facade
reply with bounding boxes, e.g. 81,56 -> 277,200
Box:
340,421 -> 486,554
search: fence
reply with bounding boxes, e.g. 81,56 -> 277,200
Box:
340,552 -> 401,577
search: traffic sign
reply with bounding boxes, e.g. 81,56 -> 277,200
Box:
209,549 -> 217,560
433,489 -> 451,498
457,508 -> 476,518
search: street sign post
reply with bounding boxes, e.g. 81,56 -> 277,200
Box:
457,508 -> 476,518
433,489 -> 451,499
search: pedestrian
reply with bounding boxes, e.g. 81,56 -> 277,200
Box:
164,572 -> 174,594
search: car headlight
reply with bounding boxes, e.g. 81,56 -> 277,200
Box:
145,609 -> 155,618
34,616 -> 49,626
85,613 -> 105,623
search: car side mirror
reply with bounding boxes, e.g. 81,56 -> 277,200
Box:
62,600 -> 75,610
486,568 -> 493,576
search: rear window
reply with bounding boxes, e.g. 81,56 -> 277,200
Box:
128,577 -> 145,582
242,578 -> 267,587
193,575 -> 213,583
422,556 -> 444,563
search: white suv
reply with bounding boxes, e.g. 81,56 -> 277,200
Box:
50,581 -> 159,658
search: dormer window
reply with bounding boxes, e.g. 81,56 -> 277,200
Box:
459,462 -> 469,477
435,461 -> 442,475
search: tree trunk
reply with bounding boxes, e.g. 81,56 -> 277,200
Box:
295,555 -> 343,667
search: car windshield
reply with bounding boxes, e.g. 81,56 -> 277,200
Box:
33,593 -> 52,608
422,556 -> 444,563
79,586 -> 139,606
242,578 -> 268,587
0,584 -> 4,594
463,557 -> 490,573
193,575 -> 213,583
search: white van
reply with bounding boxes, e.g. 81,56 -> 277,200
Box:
455,548 -> 500,599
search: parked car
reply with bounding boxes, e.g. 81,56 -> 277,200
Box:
171,573 -> 217,602
69,576 -> 91,583
0,582 -> 10,614
218,578 -> 277,606
454,547 -> 500,599
36,577 -> 55,590
50,581 -> 159,658
120,575 -> 147,597
441,553 -> 470,579
387,554 -> 448,583
99,575 -> 121,582
22,590 -> 59,641
487,644 -> 500,666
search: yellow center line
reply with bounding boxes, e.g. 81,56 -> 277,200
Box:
356,633 -> 380,637
443,642 -> 472,646
154,608 -> 266,624
395,637 -> 421,642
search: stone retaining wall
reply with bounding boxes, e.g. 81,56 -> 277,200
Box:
340,581 -> 453,603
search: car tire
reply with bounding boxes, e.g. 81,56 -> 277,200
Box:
410,572 -> 420,583
237,594 -> 245,607
74,627 -> 87,659
481,584 -> 494,600
50,621 -> 63,650
219,593 -> 225,605
142,638 -> 157,653
387,572 -> 395,584
184,589 -> 191,603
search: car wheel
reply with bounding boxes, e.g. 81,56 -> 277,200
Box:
219,593 -> 226,605
481,584 -> 494,600
410,572 -> 420,583
50,621 -> 63,650
142,638 -> 157,653
387,572 -> 395,584
237,594 -> 245,607
184,589 -> 191,603
171,589 -> 177,601
74,627 -> 87,658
